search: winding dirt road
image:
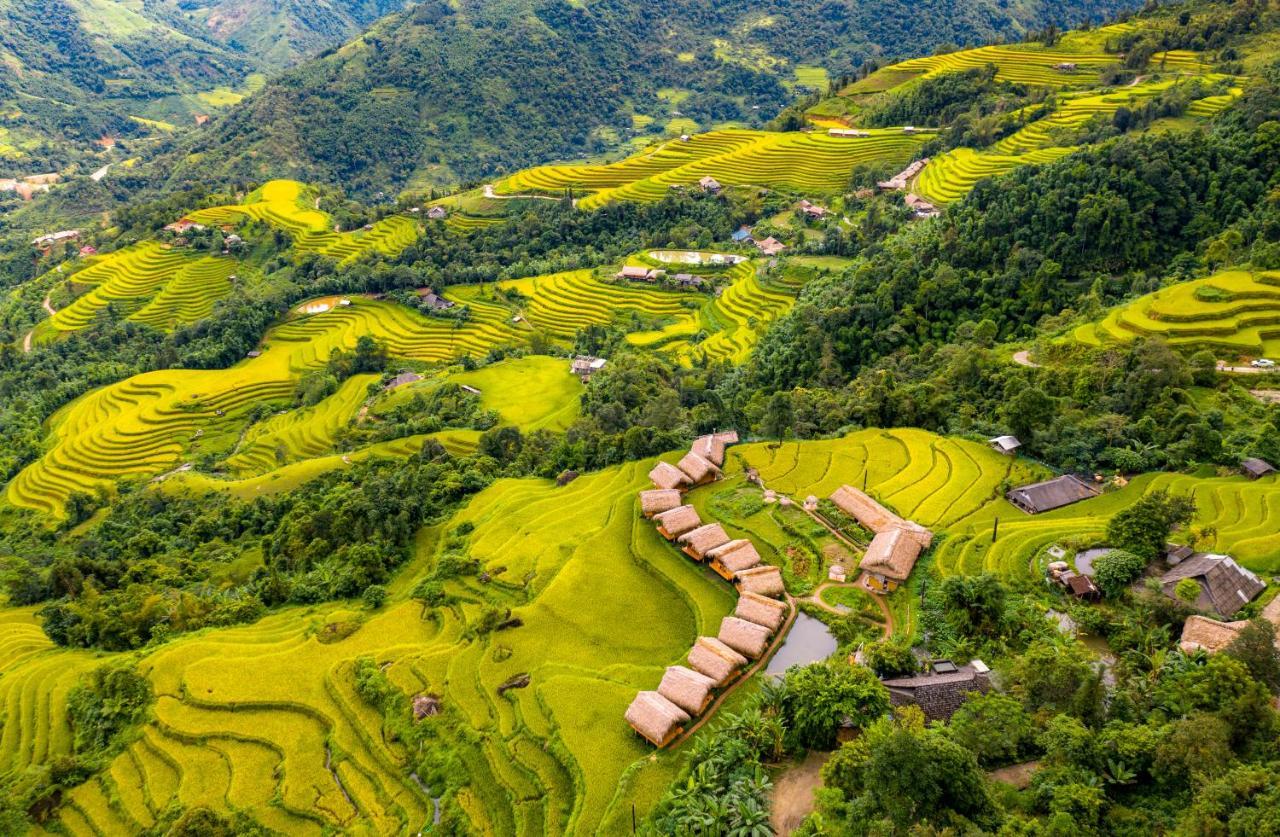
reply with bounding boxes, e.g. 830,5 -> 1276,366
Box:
21,293 -> 58,354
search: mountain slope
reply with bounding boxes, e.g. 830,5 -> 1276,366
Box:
166,0 -> 1140,196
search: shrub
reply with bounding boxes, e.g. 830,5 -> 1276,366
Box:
1093,550 -> 1146,598
66,663 -> 152,755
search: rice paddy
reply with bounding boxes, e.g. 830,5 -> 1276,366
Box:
914,146 -> 1076,205
184,180 -> 420,265
493,129 -> 928,208
1071,268 -> 1280,359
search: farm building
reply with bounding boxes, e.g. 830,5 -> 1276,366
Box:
1179,597 -> 1280,654
731,226 -> 754,243
798,200 -> 829,218
163,219 -> 206,234
1053,62 -> 1079,71
882,660 -> 991,722
31,230 -> 81,249
1006,475 -> 1100,514
679,523 -> 731,560
1065,573 -> 1101,601
904,193 -> 939,218
828,485 -> 933,547
1160,553 -> 1263,618
706,539 -> 763,579
718,616 -> 772,659
570,355 -> 607,381
677,451 -> 721,485
736,565 -> 785,598
688,637 -> 747,685
417,289 -> 456,311
657,666 -> 716,714
654,505 -> 701,539
1166,543 -> 1195,564
427,206 -> 448,219
616,265 -> 651,281
649,461 -> 692,490
639,488 -> 683,518
625,691 -> 690,747
79,246 -> 96,257
878,159 -> 929,191
699,176 -> 722,193
735,592 -> 788,632
828,128 -> 870,138
674,273 -> 702,288
1242,458 -> 1276,479
755,237 -> 786,256
989,435 -> 1022,455
385,372 -> 422,390
861,528 -> 926,593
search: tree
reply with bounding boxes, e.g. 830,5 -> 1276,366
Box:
1226,618 -> 1280,694
1106,491 -> 1196,561
1179,762 -> 1280,835
780,661 -> 889,750
862,639 -> 918,678
1093,549 -> 1146,598
822,707 -> 997,832
948,691 -> 1035,768
1174,577 -> 1201,605
938,573 -> 1007,638
66,663 -> 153,754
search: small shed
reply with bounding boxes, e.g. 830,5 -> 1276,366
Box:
616,265 -> 651,281
427,206 -> 448,220
860,528 -> 925,592
755,237 -> 786,257
736,565 -> 785,598
1065,574 -> 1100,602
699,176 -> 722,193
705,539 -> 762,580
1242,458 -> 1276,479
625,691 -> 690,747
654,505 -> 702,540
735,592 -> 787,632
639,488 -> 683,518
688,637 -> 747,686
731,226 -> 753,244
677,451 -> 721,486
570,355 -> 607,381
657,666 -> 716,715
649,461 -> 692,491
679,523 -> 731,561
988,435 -> 1021,455
1006,475 -> 1100,515
881,660 -> 990,722
718,616 -> 771,659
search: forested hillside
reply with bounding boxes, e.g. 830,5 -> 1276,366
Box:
165,0 -> 1138,196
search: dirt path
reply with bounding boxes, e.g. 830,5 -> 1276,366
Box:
989,760 -> 1041,789
1012,350 -> 1038,368
769,751 -> 830,835
22,293 -> 58,353
1250,389 -> 1280,405
669,596 -> 799,748
1217,363 -> 1270,374
481,184 -> 565,202
42,294 -> 56,318
796,580 -> 892,635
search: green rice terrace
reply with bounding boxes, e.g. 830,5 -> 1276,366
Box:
1072,268 -> 1280,360
3,428 -> 1277,834
492,128 -> 929,209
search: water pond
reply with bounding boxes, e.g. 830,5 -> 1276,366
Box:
766,613 -> 838,677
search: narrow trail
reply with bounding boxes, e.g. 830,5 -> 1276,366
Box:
1012,350 -> 1039,368
796,580 -> 893,635
42,294 -> 56,317
669,595 -> 799,748
22,294 -> 57,354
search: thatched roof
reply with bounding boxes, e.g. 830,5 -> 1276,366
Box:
1179,615 -> 1247,654
706,539 -> 762,574
625,691 -> 690,746
677,452 -> 721,484
829,485 -> 901,533
657,666 -> 716,714
689,636 -> 747,684
718,616 -> 771,659
735,592 -> 787,632
736,565 -> 784,597
691,435 -> 728,467
861,528 -> 924,582
678,523 -> 731,558
649,461 -> 692,490
654,505 -> 702,538
640,488 -> 683,517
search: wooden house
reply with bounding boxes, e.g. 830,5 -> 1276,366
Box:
718,616 -> 771,659
688,637 -> 747,686
639,488 -> 683,518
678,523 -> 730,561
734,592 -> 787,632
705,539 -> 762,580
649,461 -> 692,490
677,451 -> 721,485
625,691 -> 690,747
654,505 -> 701,540
657,666 -> 716,715
736,565 -> 785,598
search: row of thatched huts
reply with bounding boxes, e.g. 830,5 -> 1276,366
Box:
624,432 -> 791,748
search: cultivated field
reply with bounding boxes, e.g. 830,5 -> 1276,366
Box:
1072,268 -> 1280,359
914,146 -> 1075,204
494,129 -> 928,208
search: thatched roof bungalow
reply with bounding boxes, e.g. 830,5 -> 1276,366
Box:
735,592 -> 787,632
829,485 -> 902,533
677,452 -> 721,486
688,636 -> 748,685
654,505 -> 701,540
679,523 -> 731,560
706,539 -> 762,580
718,616 -> 772,659
736,565 -> 785,598
658,665 -> 716,714
625,691 -> 690,747
1179,597 -> 1280,654
649,461 -> 692,491
640,488 -> 683,518
861,528 -> 925,590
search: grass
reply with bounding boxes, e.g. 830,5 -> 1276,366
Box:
494,129 -> 928,208
1072,268 -> 1280,359
447,356 -> 583,432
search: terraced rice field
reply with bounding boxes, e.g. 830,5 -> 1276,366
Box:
184,180 -> 419,265
494,129 -> 927,209
6,296 -> 522,517
731,429 -> 1280,577
914,146 -> 1076,204
31,243 -> 237,342
447,356 -> 583,432
498,270 -> 697,340
1072,269 -> 1280,358
878,44 -> 1119,87
10,460 -> 736,835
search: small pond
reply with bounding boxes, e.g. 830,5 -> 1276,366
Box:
766,613 -> 838,677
